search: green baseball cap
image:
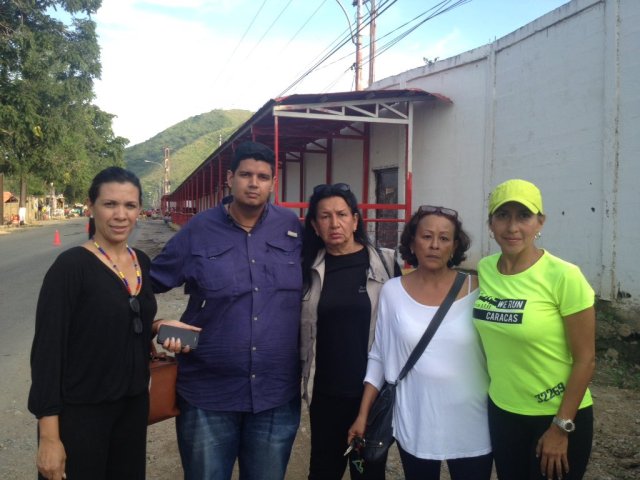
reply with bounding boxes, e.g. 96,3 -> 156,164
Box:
489,179 -> 544,215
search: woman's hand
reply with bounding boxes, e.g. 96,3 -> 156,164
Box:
37,416 -> 66,479
536,425 -> 569,479
347,382 -> 380,445
347,413 -> 368,445
534,306 -> 594,479
152,319 -> 201,354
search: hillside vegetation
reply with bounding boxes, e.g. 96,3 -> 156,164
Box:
125,109 -> 252,206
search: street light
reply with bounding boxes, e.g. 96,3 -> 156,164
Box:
145,159 -> 170,197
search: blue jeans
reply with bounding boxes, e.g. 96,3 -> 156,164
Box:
176,394 -> 301,480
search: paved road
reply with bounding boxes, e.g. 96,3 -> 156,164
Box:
0,218 -> 88,478
0,219 -> 410,479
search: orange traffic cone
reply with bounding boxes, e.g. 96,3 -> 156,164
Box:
53,230 -> 61,246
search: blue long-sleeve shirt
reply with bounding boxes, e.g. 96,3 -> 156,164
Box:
151,199 -> 303,413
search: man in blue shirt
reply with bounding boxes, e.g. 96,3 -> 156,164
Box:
151,141 -> 303,480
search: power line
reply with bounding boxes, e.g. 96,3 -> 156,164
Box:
281,0 -> 330,52
277,0 -> 397,96
370,0 -> 472,61
212,0 -> 270,85
318,0 -> 472,83
241,0 -> 296,62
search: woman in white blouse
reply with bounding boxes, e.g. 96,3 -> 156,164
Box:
349,206 -> 492,480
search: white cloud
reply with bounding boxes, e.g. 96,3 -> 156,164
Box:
92,0 -> 568,145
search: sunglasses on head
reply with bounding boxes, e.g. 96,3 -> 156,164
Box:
129,296 -> 143,334
312,183 -> 351,196
418,205 -> 458,219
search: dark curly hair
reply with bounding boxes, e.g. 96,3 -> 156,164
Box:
301,184 -> 371,289
399,208 -> 470,268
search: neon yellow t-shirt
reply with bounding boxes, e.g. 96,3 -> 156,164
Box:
473,251 -> 595,415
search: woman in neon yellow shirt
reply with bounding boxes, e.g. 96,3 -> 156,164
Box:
473,179 -> 596,480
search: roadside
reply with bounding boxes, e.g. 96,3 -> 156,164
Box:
1,218 -> 636,479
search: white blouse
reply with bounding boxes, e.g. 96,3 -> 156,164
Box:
364,276 -> 492,459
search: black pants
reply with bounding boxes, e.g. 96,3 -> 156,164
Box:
308,390 -> 386,480
38,391 -> 149,480
488,398 -> 593,480
397,442 -> 493,480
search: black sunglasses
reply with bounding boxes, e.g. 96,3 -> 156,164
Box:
129,296 -> 143,334
418,205 -> 459,219
313,183 -> 351,195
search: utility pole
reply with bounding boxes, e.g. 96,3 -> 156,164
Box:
368,0 -> 376,87
163,146 -> 171,194
354,0 -> 363,90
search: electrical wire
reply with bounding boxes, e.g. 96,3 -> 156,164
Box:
320,0 -> 472,80
241,0 -> 295,62
277,0 -> 397,96
212,0 -> 270,85
370,0 -> 472,61
281,0 -> 330,52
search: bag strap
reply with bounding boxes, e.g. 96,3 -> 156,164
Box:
375,247 -> 393,279
395,271 -> 467,383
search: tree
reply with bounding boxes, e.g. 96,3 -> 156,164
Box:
0,0 -> 125,207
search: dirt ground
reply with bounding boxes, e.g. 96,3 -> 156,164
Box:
2,218 -> 638,479
138,219 -> 640,480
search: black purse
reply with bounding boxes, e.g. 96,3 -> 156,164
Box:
361,271 -> 467,463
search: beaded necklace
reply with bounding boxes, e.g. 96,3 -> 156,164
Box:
93,240 -> 141,296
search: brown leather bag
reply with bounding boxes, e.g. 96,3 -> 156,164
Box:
148,342 -> 179,425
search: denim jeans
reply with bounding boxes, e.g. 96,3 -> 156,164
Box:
176,394 -> 301,480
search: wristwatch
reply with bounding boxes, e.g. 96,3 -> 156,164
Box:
552,416 -> 576,433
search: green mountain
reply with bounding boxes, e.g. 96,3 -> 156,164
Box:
125,109 -> 252,207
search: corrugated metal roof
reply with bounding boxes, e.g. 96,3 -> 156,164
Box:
184,88 -> 450,183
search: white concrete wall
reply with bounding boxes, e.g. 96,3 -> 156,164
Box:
612,0 -> 640,302
302,150 -> 327,200
368,0 -> 639,304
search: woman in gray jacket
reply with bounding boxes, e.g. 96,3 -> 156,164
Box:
301,183 -> 398,480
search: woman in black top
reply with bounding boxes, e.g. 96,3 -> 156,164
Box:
300,183 -> 399,480
29,167 -> 157,480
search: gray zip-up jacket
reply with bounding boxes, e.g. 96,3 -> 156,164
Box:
300,245 -> 396,405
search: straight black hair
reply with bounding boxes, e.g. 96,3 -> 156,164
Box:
87,167 -> 143,239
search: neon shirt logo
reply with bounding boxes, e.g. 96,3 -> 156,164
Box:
473,294 -> 527,324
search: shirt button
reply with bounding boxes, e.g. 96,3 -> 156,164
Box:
251,259 -> 256,263
248,233 -> 252,237
253,316 -> 258,321
252,346 -> 256,351
251,374 -> 256,379
254,287 -> 259,292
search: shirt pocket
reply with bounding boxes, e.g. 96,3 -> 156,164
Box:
191,242 -> 237,296
265,237 -> 302,291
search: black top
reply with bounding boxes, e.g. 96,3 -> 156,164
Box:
28,246 -> 157,418
314,248 -> 371,397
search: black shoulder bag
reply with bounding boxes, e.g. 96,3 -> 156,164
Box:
361,271 -> 467,463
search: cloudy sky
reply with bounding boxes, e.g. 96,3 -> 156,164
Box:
92,0 -> 569,146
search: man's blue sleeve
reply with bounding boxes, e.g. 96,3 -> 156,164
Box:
150,226 -> 189,293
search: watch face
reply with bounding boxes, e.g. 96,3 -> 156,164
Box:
554,417 -> 576,432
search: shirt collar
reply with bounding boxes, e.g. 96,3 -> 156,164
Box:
222,195 -> 270,228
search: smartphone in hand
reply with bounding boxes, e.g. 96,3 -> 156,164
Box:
156,324 -> 200,350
